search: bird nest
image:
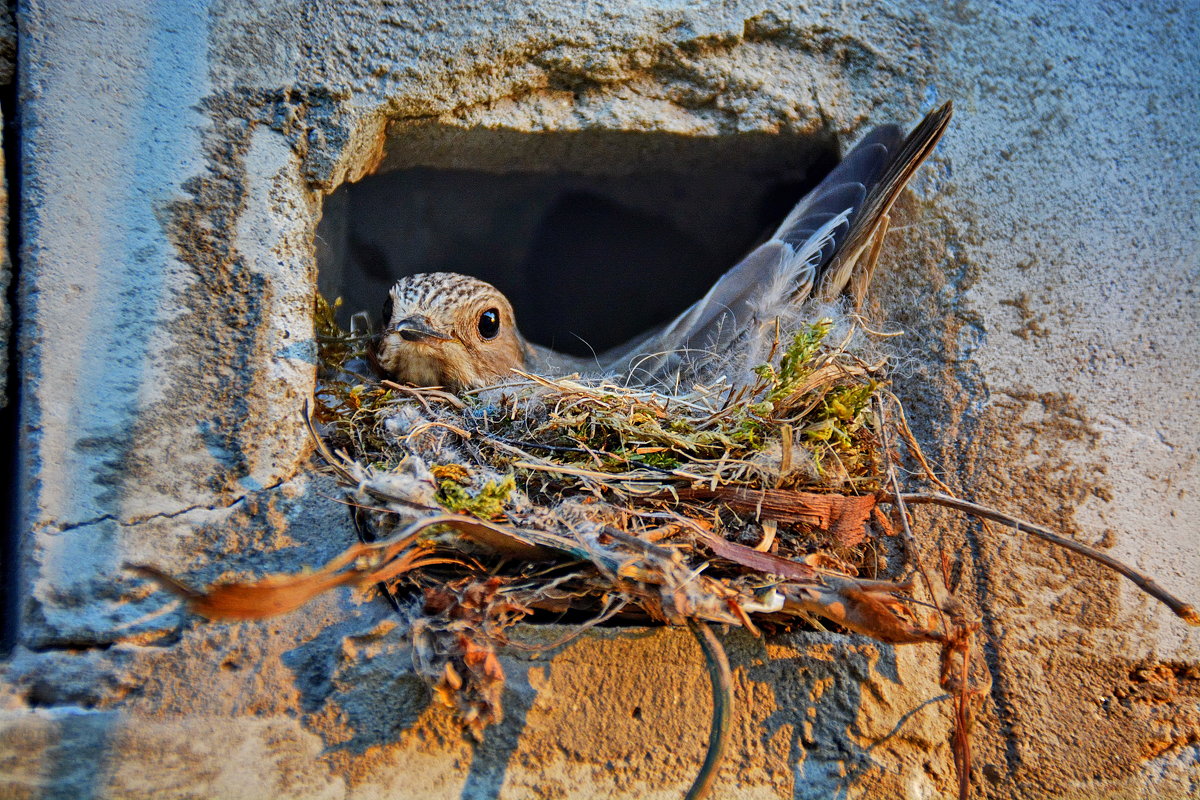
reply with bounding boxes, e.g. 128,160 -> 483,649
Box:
131,295 -> 1196,800
305,295 -> 958,733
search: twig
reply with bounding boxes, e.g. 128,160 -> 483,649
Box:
302,399 -> 357,484
404,420 -> 472,444
476,429 -> 680,474
477,431 -> 594,456
877,397 -> 969,796
887,472 -> 952,632
883,390 -> 954,496
890,492 -> 1199,625
381,380 -> 466,410
511,460 -> 668,483
685,620 -> 733,800
952,630 -> 974,800
778,424 -> 793,485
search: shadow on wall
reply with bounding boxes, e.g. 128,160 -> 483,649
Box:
316,127 -> 839,356
284,623 -> 931,800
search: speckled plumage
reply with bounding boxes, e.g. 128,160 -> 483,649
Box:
375,273 -> 532,390
388,273 -> 488,313
376,103 -> 952,392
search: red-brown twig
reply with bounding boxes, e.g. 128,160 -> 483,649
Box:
888,491 -> 1198,625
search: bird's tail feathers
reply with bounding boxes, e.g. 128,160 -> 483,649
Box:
817,101 -> 953,300
603,102 -> 953,387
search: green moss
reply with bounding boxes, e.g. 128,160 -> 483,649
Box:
799,380 -> 881,484
754,318 -> 833,404
436,475 -> 516,519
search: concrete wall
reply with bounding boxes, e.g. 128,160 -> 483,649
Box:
0,2 -> 13,405
2,1 -> 1197,797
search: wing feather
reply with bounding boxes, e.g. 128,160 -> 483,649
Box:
604,101 -> 954,386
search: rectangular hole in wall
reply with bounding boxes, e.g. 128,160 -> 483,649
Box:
316,124 -> 839,357
313,122 -> 852,629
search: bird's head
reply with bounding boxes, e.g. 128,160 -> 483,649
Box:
375,273 -> 528,391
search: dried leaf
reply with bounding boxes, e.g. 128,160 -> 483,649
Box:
686,523 -> 819,583
783,578 -> 940,645
127,546 -> 378,620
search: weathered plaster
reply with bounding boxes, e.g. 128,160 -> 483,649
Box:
0,3 -> 15,407
4,0 -> 1197,797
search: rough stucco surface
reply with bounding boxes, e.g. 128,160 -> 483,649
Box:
2,0 -> 1197,798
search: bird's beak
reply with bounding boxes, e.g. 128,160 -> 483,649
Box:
390,316 -> 454,343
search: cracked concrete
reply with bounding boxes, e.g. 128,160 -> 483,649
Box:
3,0 -> 1197,798
22,471 -> 353,651
56,476 -> 291,536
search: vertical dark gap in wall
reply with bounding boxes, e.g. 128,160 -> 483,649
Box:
0,2 -> 19,655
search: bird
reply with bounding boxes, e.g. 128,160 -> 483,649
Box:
374,102 -> 953,393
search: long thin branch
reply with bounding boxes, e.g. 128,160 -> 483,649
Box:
889,492 -> 1199,625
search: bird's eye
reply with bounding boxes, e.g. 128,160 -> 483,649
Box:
478,308 -> 500,340
381,296 -> 394,328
